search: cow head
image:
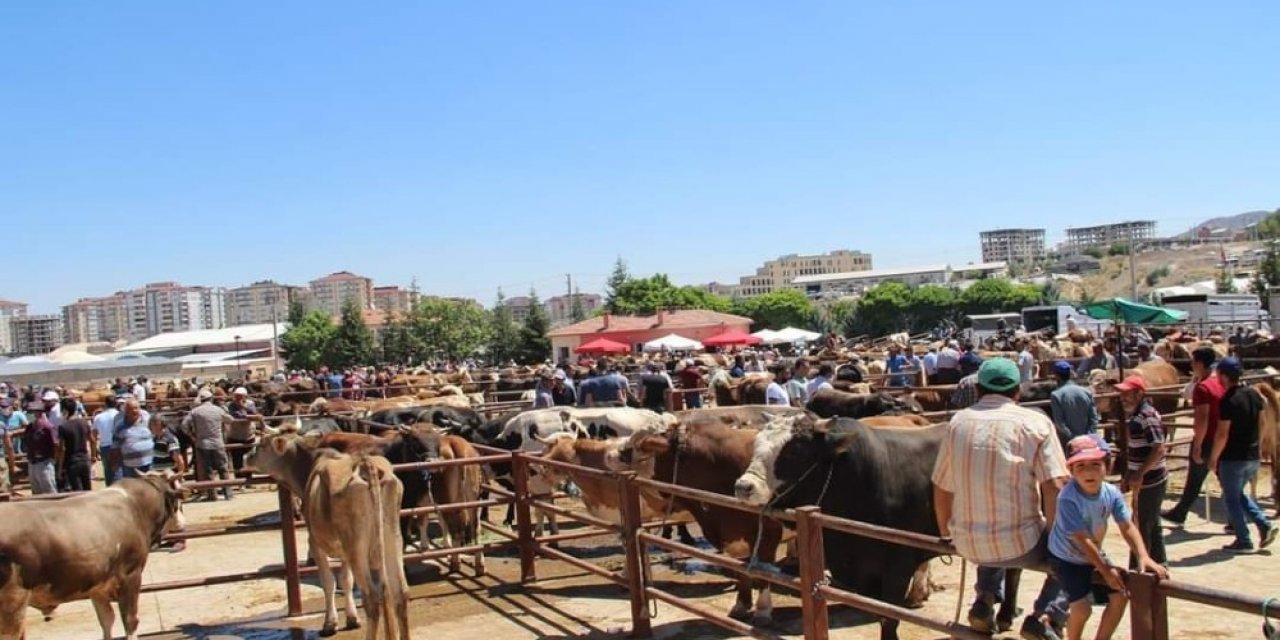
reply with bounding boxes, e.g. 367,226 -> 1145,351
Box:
734,413 -> 807,506
889,392 -> 924,415
607,429 -> 670,478
139,471 -> 187,537
738,415 -> 849,510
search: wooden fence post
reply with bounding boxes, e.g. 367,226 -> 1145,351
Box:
1127,571 -> 1169,640
277,484 -> 303,617
511,453 -> 538,583
617,472 -> 652,638
795,506 -> 830,640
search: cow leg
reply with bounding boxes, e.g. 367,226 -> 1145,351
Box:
877,559 -> 918,640
117,573 -> 143,640
314,551 -> 341,636
339,564 -> 360,631
91,596 -> 116,640
751,584 -> 774,626
904,561 -> 933,608
728,575 -> 754,620
351,564 -> 382,640
0,588 -> 29,640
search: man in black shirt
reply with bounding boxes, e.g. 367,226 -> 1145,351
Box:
638,363 -> 671,413
1211,357 -> 1278,553
550,370 -> 577,406
56,397 -> 93,492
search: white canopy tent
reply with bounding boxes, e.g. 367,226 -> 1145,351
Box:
774,327 -> 822,343
752,327 -> 821,345
642,333 -> 704,353
751,329 -> 782,344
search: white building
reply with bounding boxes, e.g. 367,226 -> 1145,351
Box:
794,262 -> 1008,297
724,250 -> 874,297
227,280 -> 306,326
309,271 -> 374,317
123,283 -> 227,340
11,314 -> 65,356
0,299 -> 28,355
980,228 -> 1046,264
63,294 -> 130,344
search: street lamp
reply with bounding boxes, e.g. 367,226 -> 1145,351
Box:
234,335 -> 243,374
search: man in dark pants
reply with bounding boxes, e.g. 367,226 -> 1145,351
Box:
1116,374 -> 1167,569
1211,357 -> 1279,553
1163,347 -> 1222,525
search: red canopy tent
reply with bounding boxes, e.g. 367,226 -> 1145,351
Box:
575,337 -> 631,354
702,329 -> 762,347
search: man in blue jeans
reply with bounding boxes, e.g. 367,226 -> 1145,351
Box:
1210,357 -> 1278,553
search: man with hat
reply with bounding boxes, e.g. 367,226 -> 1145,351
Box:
1114,373 -> 1168,568
226,387 -> 260,475
934,358 -> 1070,639
1049,360 -> 1100,450
182,388 -> 235,501
550,369 -> 577,407
1209,356 -> 1278,553
26,391 -> 64,495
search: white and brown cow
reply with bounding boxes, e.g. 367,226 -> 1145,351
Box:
0,474 -> 186,640
247,433 -> 410,639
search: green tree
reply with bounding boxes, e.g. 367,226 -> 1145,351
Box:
905,285 -> 958,332
610,274 -> 732,315
1108,242 -> 1130,257
1252,242 -> 1280,307
518,289 -> 552,364
280,310 -> 337,371
1082,246 -> 1105,259
410,297 -> 491,361
326,299 -> 376,368
1257,209 -> 1280,240
286,300 -> 307,326
605,257 -> 631,313
848,282 -> 912,337
733,289 -> 815,330
1216,267 -> 1238,294
570,286 -> 587,323
958,278 -> 1040,314
488,289 -> 521,364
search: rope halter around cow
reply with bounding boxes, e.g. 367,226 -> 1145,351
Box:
748,459 -> 835,572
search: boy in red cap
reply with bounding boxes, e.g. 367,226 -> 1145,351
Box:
1115,374 -> 1168,568
1049,434 -> 1168,640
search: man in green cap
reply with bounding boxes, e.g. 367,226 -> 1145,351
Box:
933,358 -> 1071,639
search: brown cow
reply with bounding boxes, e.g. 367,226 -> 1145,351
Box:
1092,360 -> 1181,417
610,421 -> 782,625
860,414 -> 934,428
0,474 -> 186,640
806,388 -> 924,419
247,434 -> 411,639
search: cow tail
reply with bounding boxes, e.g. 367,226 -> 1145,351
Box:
364,456 -> 396,640
0,551 -> 12,588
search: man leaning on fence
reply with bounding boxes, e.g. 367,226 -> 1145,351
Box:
933,358 -> 1070,640
183,388 -> 235,501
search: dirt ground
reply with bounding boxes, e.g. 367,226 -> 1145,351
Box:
20,467 -> 1280,640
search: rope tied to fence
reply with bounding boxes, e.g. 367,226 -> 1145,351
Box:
748,460 -> 835,572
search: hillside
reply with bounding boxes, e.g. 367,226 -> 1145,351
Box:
1176,210 -> 1271,238
1055,240 -> 1263,301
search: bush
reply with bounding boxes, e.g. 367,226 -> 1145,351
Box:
1108,242 -> 1130,257
1145,266 -> 1170,287
1083,246 -> 1105,259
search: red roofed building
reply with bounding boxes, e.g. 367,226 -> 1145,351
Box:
546,309 -> 752,361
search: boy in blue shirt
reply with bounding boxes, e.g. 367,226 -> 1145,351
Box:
1048,434 -> 1168,640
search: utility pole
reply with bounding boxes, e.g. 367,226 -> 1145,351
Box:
1128,225 -> 1138,300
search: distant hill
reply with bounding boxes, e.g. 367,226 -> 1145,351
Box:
1177,210 -> 1272,238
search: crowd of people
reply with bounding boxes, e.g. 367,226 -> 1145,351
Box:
934,348 -> 1273,640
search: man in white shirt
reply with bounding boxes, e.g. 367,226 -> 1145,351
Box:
1017,340 -> 1037,386
765,365 -> 790,406
130,377 -> 148,404
805,363 -> 835,397
92,395 -> 123,486
935,341 -> 962,384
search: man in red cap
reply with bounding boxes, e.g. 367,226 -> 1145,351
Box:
1115,374 -> 1167,569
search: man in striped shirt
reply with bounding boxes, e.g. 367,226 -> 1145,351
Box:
933,358 -> 1070,640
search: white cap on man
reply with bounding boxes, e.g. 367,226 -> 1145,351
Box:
41,390 -> 59,402
197,388 -> 213,402
233,387 -> 248,397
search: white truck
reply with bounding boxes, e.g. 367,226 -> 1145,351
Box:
1158,293 -> 1263,330
1020,305 -> 1112,337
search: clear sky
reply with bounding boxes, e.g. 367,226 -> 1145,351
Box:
3,2 -> 1277,314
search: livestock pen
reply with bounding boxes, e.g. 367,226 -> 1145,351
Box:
10,410 -> 1280,639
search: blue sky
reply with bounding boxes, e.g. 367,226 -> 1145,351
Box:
3,2 -> 1277,313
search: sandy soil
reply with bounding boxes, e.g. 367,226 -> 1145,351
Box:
19,468 -> 1280,640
